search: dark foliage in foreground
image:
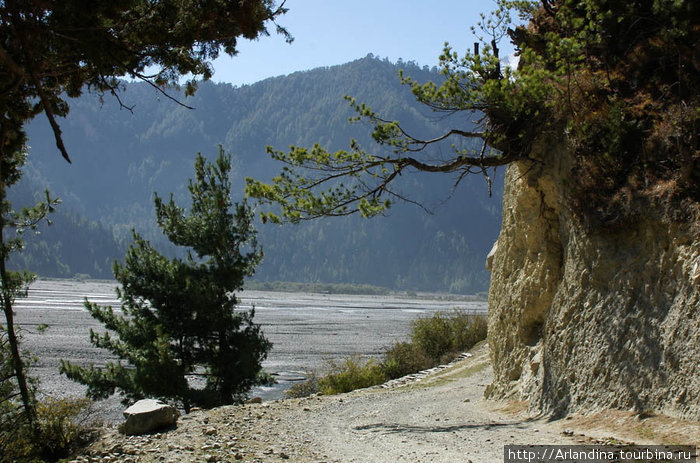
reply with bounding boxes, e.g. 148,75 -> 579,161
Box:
61,149 -> 271,412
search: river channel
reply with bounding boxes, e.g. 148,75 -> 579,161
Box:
13,279 -> 487,422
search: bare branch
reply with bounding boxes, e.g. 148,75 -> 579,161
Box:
477,138 -> 493,196
0,391 -> 23,406
392,150 -> 510,173
96,77 -> 135,112
22,47 -> 72,163
284,163 -> 379,194
401,128 -> 487,152
383,187 -> 434,215
133,73 -> 195,110
369,112 -> 486,151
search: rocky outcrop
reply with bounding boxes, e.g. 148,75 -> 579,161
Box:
119,399 -> 180,435
487,135 -> 700,419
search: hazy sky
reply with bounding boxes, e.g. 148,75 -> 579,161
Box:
211,0 -> 510,86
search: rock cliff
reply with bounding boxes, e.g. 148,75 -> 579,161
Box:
486,136 -> 700,419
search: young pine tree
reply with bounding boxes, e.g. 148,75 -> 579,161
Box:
61,148 -> 270,412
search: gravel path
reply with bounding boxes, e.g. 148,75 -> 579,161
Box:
70,342 -> 588,463
278,348 -> 576,463
71,341 -> 700,463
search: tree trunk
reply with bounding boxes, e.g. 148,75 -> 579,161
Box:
0,164 -> 39,435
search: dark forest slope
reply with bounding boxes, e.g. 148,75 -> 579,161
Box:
20,56 -> 502,292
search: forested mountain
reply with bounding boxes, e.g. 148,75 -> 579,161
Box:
20,55 -> 503,293
7,181 -> 124,279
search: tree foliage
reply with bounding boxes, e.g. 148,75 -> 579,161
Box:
60,148 -> 270,411
0,0 -> 289,164
247,0 -> 699,226
519,0 -> 699,225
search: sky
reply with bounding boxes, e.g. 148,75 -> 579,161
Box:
211,0 -> 511,86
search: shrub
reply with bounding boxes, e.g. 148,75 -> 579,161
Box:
411,310 -> 487,363
0,396 -> 99,463
284,372 -> 320,398
411,312 -> 453,361
449,312 -> 488,353
381,341 -> 432,380
317,356 -> 385,395
1,325 -> 37,463
35,396 -> 100,461
310,310 -> 488,396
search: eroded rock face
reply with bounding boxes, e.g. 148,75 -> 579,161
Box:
119,399 -> 180,435
487,137 -> 700,419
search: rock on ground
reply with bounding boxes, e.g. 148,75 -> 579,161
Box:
120,399 -> 180,436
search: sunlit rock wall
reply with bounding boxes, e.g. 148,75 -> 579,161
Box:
486,136 -> 700,419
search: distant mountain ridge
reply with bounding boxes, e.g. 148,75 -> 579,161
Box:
20,55 -> 503,293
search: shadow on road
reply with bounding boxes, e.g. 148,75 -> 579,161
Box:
353,420 -> 532,434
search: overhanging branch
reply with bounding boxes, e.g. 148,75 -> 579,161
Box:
22,47 -> 72,164
134,73 -> 195,110
394,151 -> 509,173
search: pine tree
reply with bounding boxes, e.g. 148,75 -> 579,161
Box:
247,0 -> 698,225
61,148 -> 270,412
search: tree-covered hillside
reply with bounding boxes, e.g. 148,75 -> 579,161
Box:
7,180 -> 124,279
22,56 -> 502,293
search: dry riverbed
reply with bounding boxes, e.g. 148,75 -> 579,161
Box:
69,342 -> 700,463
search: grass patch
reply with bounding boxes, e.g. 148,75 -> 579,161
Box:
287,310 -> 487,397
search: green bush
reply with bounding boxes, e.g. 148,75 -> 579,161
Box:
1,325 -> 36,463
381,341 -> 432,380
285,372 -> 320,398
307,310 -> 488,396
411,310 -> 487,363
36,396 -> 100,461
411,312 -> 453,360
0,396 -> 99,463
451,313 -> 487,353
317,356 -> 385,395
245,280 -> 391,296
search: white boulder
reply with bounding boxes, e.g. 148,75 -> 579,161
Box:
119,399 -> 180,435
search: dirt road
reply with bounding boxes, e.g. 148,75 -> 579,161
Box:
79,341 -> 700,463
